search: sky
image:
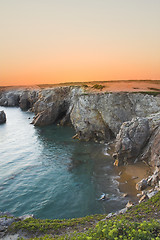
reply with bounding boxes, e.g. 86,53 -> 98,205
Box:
0,0 -> 160,86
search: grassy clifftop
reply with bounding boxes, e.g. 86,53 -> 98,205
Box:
7,191 -> 160,239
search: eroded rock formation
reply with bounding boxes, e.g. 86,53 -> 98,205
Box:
113,117 -> 150,165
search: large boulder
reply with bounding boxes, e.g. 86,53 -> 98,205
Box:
0,111 -> 6,124
113,117 -> 150,165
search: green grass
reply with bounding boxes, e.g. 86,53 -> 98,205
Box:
7,192 -> 160,239
8,214 -> 104,236
148,87 -> 160,91
92,84 -> 105,90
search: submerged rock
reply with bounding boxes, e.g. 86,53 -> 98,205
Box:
0,111 -> 6,124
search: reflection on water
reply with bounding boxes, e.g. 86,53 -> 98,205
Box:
0,107 -> 147,219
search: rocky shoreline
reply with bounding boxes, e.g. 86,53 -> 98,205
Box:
0,86 -> 160,170
0,85 -> 160,239
0,86 -> 160,165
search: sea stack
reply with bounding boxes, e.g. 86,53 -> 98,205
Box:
0,110 -> 6,124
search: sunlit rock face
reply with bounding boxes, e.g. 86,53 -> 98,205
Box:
70,92 -> 160,142
31,87 -> 72,126
113,117 -> 150,165
19,90 -> 39,111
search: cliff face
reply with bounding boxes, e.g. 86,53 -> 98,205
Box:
70,92 -> 160,141
1,87 -> 160,167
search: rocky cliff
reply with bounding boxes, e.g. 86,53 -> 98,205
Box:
0,86 -> 160,168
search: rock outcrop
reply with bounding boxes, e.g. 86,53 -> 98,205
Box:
0,111 -> 6,124
19,90 -> 39,111
113,117 -> 150,165
139,125 -> 160,168
70,92 -> 160,142
0,91 -> 20,107
32,87 -> 71,126
0,213 -> 34,239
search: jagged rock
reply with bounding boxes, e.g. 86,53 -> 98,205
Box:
0,91 -> 20,107
70,92 -> 160,142
136,179 -> 148,191
113,117 -> 150,165
147,176 -> 153,186
18,214 -> 34,221
139,194 -> 149,203
70,93 -> 134,141
0,217 -> 14,227
117,207 -> 128,214
32,87 -> 71,126
122,193 -> 128,198
19,91 -> 39,110
126,201 -> 133,208
150,174 -> 159,186
0,111 -> 6,124
138,124 -> 160,168
137,193 -> 142,198
147,190 -> 158,199
106,207 -> 127,219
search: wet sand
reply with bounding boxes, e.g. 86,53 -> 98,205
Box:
114,162 -> 152,201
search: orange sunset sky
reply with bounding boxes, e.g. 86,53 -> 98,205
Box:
0,0 -> 160,86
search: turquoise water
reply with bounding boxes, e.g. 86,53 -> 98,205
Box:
0,107 -> 128,219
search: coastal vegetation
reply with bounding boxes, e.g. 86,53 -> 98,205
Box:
7,192 -> 160,239
92,84 -> 105,90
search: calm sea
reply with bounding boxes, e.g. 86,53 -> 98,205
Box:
0,107 -> 128,219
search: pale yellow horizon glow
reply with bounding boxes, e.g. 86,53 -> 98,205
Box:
0,0 -> 160,86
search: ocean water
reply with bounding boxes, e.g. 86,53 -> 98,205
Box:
0,107 -> 128,219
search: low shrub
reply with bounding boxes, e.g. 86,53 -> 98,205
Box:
92,84 -> 104,90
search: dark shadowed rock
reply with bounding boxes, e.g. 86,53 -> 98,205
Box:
136,179 -> 148,191
0,91 -> 20,107
19,90 -> 39,111
32,87 -> 71,126
139,125 -> 160,168
0,111 -> 6,124
113,117 -> 150,165
19,91 -> 31,110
